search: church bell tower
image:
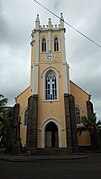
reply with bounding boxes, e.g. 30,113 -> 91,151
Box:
25,13 -> 78,150
15,13 -> 93,152
30,13 -> 70,96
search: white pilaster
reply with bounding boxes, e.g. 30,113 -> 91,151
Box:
32,65 -> 38,95
62,63 -> 70,94
60,13 -> 66,64
61,30 -> 66,64
35,31 -> 39,64
48,31 -> 51,51
34,14 -> 40,64
48,18 -> 52,51
60,13 -> 70,93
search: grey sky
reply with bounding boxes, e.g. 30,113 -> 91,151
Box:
0,0 -> 101,120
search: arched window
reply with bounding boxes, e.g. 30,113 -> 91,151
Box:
42,37 -> 46,52
45,70 -> 57,100
75,106 -> 81,124
23,108 -> 28,127
54,37 -> 59,51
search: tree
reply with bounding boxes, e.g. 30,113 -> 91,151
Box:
0,95 -> 22,153
0,94 -> 8,107
0,94 -> 8,129
0,95 -> 9,146
77,113 -> 101,150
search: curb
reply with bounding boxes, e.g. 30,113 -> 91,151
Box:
0,155 -> 88,162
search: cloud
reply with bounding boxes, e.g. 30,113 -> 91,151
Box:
0,0 -> 101,120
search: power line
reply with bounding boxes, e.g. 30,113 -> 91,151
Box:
34,0 -> 101,48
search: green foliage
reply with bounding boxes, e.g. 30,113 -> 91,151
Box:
77,113 -> 100,135
77,113 -> 101,150
0,95 -> 10,145
0,94 -> 8,107
0,109 -> 13,133
0,94 -> 8,121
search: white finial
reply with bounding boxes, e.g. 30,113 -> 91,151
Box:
35,14 -> 40,29
36,14 -> 40,21
48,18 -> 52,29
60,12 -> 63,19
60,12 -> 64,28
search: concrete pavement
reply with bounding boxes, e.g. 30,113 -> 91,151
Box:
0,152 -> 88,162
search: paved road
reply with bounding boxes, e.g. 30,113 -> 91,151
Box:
0,153 -> 101,179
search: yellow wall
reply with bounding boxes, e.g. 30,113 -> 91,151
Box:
16,76 -> 91,147
30,30 -> 67,147
16,87 -> 31,146
78,131 -> 91,146
70,81 -> 91,146
70,81 -> 89,116
16,26 -> 91,148
37,55 -> 67,147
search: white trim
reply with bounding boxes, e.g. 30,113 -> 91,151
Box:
61,30 -> 66,63
62,63 -> 70,93
32,65 -> 38,95
41,66 -> 61,78
35,31 -> 39,64
75,104 -> 82,124
48,31 -> 52,51
22,107 -> 28,128
41,67 -> 60,101
41,118 -> 62,148
75,104 -> 82,117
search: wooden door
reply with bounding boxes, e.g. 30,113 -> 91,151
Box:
45,131 -> 52,147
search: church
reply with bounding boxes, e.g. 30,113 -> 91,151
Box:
16,13 -> 94,151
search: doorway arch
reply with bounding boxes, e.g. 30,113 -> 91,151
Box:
45,121 -> 58,148
41,118 -> 62,148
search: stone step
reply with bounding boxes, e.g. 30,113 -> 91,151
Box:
32,148 -> 70,156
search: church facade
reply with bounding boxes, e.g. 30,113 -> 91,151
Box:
16,14 -> 93,151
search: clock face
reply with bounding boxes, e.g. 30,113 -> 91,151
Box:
45,51 -> 56,60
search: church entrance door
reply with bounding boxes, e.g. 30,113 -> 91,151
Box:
45,121 -> 58,148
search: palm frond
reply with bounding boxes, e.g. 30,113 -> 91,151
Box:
0,98 -> 8,107
97,120 -> 101,126
0,108 -> 13,134
81,116 -> 89,127
0,94 -> 8,108
77,126 -> 88,135
0,94 -> 4,98
88,113 -> 96,123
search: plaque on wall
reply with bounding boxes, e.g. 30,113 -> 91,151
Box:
45,51 -> 56,60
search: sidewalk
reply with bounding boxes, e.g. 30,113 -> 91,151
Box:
0,152 -> 88,162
